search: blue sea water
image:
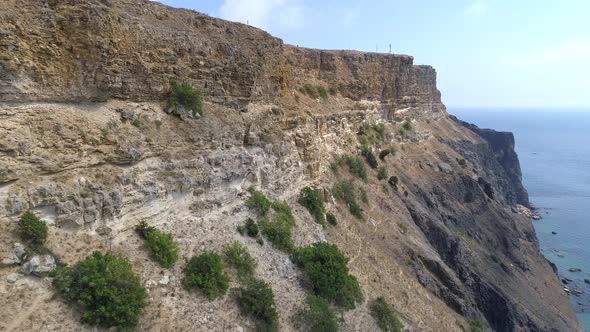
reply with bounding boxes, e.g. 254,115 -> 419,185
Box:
450,109 -> 590,331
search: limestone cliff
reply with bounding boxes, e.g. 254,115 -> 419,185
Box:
0,1 -> 579,331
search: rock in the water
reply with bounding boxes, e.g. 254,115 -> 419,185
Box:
584,279 -> 590,284
516,204 -> 542,220
21,255 -> 56,276
569,268 -> 582,273
551,231 -> 557,235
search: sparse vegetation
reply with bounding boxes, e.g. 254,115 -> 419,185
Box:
329,86 -> 338,96
298,186 -> 326,225
332,181 -> 363,219
379,147 -> 396,160
295,295 -> 339,332
259,218 -> 294,252
360,187 -> 369,204
377,166 -> 388,180
469,320 -> 486,332
336,155 -> 367,180
398,223 -> 408,234
183,252 -> 230,300
168,79 -> 203,116
361,144 -> 378,169
272,201 -> 296,225
247,190 -> 272,216
372,123 -> 386,141
292,242 -> 362,309
402,118 -> 412,131
317,86 -> 328,99
51,251 -> 147,331
223,241 -> 256,280
358,122 -> 387,144
244,218 -> 259,237
237,278 -> 279,332
369,296 -> 403,332
131,118 -> 142,127
135,221 -> 179,268
18,210 -> 48,245
326,212 -> 337,226
300,83 -> 319,98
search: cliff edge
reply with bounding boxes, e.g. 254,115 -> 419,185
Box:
0,1 -> 579,331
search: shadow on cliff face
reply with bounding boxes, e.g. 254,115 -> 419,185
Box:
448,115 -> 530,207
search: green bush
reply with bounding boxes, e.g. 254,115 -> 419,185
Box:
298,187 -> 326,225
360,187 -> 369,204
402,118 -> 412,131
369,296 -> 403,332
135,221 -> 179,268
168,79 -> 203,116
372,123 -> 386,141
223,241 -> 256,279
271,201 -> 296,226
388,176 -> 399,189
238,218 -> 260,238
245,218 -> 259,237
51,252 -> 147,331
247,190 -> 272,216
292,242 -> 362,309
259,218 -> 294,252
332,181 -> 363,219
469,320 -> 486,332
18,210 -> 48,245
326,212 -> 337,226
237,278 -> 279,332
183,252 -> 229,300
377,166 -> 388,180
300,83 -> 319,99
329,86 -> 338,96
379,147 -> 396,160
361,145 -> 378,169
296,295 -> 339,332
338,155 -> 367,180
317,86 -> 328,99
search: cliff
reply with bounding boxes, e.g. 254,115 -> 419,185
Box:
0,1 -> 579,331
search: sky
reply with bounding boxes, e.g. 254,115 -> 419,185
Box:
155,0 -> 590,109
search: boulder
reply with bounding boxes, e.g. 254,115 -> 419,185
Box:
21,255 -> 56,276
437,162 -> 453,174
158,275 -> 170,286
6,273 -> 20,283
14,242 -> 27,260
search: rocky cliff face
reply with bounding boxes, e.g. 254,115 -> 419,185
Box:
0,1 -> 579,332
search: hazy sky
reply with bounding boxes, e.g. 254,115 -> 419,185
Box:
156,0 -> 590,109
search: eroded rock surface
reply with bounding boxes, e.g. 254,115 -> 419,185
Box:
0,1 -> 580,332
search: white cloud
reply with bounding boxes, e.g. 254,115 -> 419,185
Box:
504,37 -> 590,66
464,0 -> 491,16
218,0 -> 304,31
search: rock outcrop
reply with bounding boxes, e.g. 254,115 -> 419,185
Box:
0,1 -> 579,331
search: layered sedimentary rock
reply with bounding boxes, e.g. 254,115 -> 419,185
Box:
0,1 -> 579,331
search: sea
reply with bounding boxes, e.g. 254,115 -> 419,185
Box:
450,109 -> 590,331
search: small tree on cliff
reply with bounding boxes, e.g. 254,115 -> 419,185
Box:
167,79 -> 203,117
